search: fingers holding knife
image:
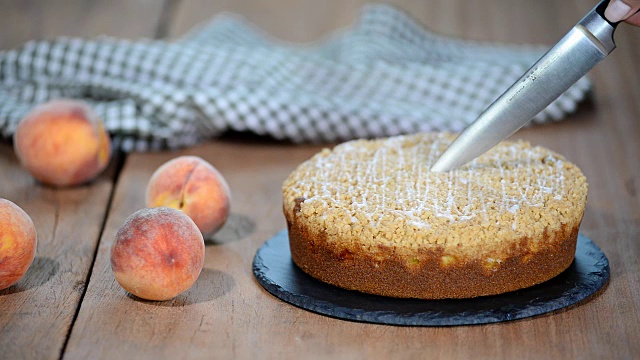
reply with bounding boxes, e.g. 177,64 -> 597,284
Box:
605,0 -> 640,25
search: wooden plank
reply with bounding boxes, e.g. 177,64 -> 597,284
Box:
169,0 -> 464,42
168,0 -> 568,43
63,140 -> 640,359
0,1 -> 167,359
0,143 -> 118,359
62,140 -> 326,359
0,0 -> 167,49
54,0 -> 640,358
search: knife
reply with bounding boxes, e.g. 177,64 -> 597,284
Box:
430,0 -> 630,172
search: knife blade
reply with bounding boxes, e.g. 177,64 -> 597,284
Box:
430,0 -> 621,172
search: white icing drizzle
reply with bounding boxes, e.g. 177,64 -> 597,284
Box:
294,134 -> 569,233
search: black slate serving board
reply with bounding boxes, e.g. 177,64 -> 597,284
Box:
253,230 -> 609,326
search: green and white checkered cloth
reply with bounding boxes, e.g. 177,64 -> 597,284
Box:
0,4 -> 590,151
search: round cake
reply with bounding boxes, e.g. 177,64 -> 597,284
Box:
283,133 -> 588,299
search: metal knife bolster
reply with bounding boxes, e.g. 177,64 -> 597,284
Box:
579,6 -> 617,54
429,4 -> 617,173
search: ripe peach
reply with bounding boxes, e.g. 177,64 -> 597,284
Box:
13,99 -> 111,187
0,199 -> 37,290
146,156 -> 231,237
110,207 -> 205,301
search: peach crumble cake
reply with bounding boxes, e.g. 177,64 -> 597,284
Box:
283,133 -> 587,299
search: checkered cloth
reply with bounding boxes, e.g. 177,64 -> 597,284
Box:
0,4 -> 590,152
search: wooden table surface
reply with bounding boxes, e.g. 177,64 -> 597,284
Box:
1,1 -> 639,359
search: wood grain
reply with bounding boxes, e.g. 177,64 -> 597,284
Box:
69,1 -> 637,358
0,1 -> 165,358
0,0 -> 167,49
169,0 -> 575,43
0,0 -> 638,359
0,143 -> 117,359
62,140 -> 326,359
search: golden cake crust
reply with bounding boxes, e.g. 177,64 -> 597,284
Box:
283,133 -> 587,299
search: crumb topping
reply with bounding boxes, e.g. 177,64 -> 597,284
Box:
283,133 -> 587,256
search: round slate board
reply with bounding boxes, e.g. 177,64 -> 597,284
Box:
253,231 -> 609,326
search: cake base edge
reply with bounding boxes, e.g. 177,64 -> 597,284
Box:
287,217 -> 580,299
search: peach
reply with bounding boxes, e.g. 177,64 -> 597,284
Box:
0,199 -> 37,290
13,99 -> 111,187
110,207 -> 204,301
146,156 -> 231,237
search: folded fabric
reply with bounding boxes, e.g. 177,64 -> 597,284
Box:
0,4 -> 590,152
